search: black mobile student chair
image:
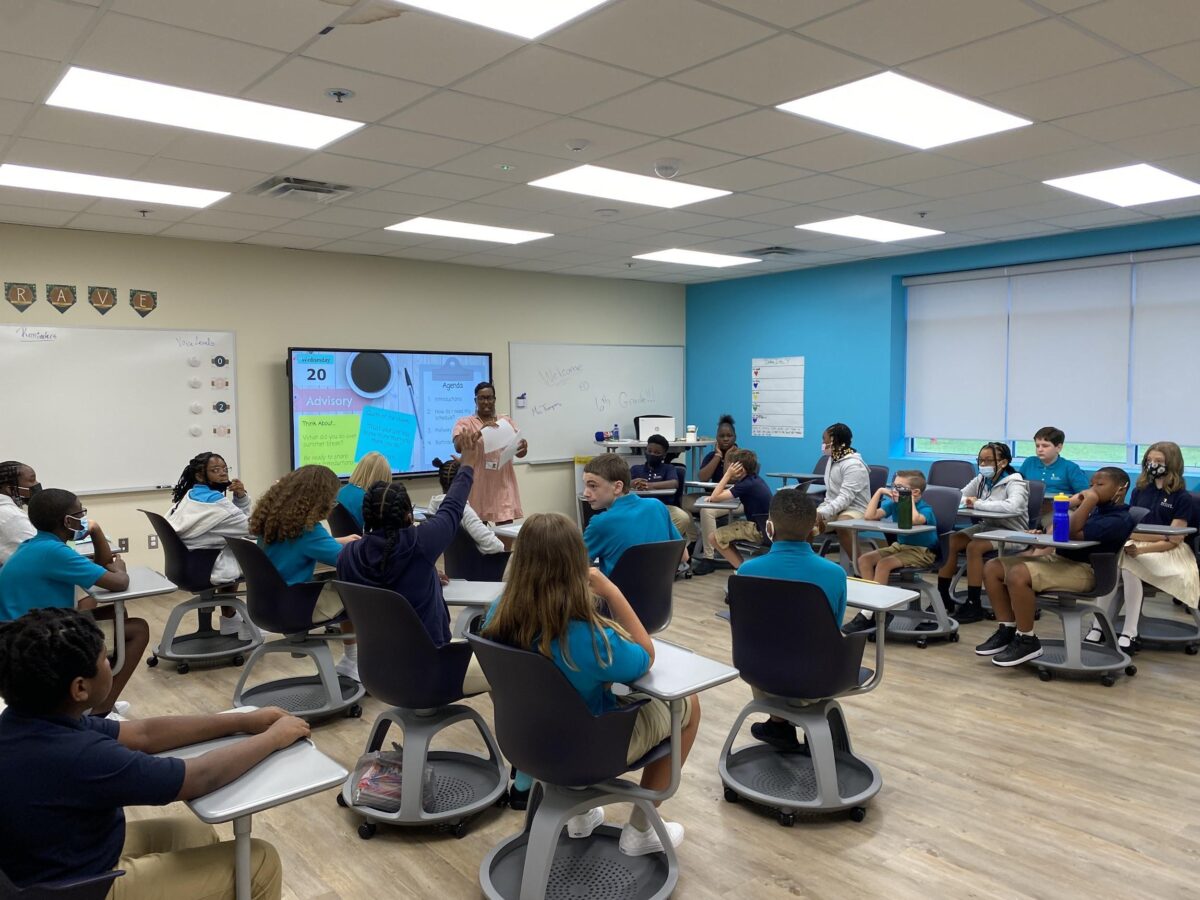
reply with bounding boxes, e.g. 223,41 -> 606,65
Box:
443,527 -> 511,582
927,459 -> 976,489
0,868 -> 123,900
719,576 -> 884,824
468,634 -> 682,900
333,582 -> 505,839
139,510 -> 261,673
328,503 -> 363,538
222,538 -> 364,720
607,539 -> 686,634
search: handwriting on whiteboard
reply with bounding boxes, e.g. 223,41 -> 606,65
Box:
532,402 -> 563,416
16,327 -> 56,342
539,364 -> 583,387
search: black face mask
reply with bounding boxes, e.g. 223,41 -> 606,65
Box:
646,456 -> 665,468
1146,463 -> 1168,479
208,480 -> 232,493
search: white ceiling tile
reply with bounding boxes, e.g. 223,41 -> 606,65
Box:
1068,0 -> 1200,53
985,59 -> 1182,121
73,14 -> 285,94
271,219 -> 370,239
0,98 -> 31,135
1057,91 -> 1200,143
420,201 -> 544,228
547,0 -> 774,77
597,139 -> 740,179
331,126 -> 477,167
20,107 -> 179,156
683,157 -> 806,191
388,245 -> 468,261
134,158 -> 271,191
0,202 -> 76,227
762,133 -> 906,172
435,146 -> 573,184
455,46 -> 649,115
282,153 -> 417,189
386,169 -> 508,201
300,206 -> 407,229
245,57 -> 432,124
203,194 -> 311,218
1034,0 -> 1099,10
496,117 -> 652,162
157,132 -> 311,172
385,92 -> 555,143
689,193 -> 794,218
0,51 -> 65,103
832,152 -> 975,187
995,145 -> 1139,181
965,221 -> 1069,240
338,189 -> 454,215
496,258 -> 575,272
673,34 -> 875,106
466,184 -> 581,213
623,210 -> 724,231
240,232 -> 328,249
1041,208 -> 1156,229
897,168 -> 1025,199
160,222 -> 261,242
568,221 -> 669,243
1144,41 -> 1200,87
111,0 -> 337,52
0,0 -> 96,60
0,187 -> 93,212
4,137 -> 151,177
1132,194 -> 1200,218
924,211 -> 1022,231
675,109 -> 836,156
801,0 -> 1043,66
708,0 -> 863,28
813,187 -> 930,214
681,218 -> 771,237
66,212 -> 171,234
1000,195 -> 1105,219
936,124 -> 1092,167
749,173 -> 874,205
576,82 -> 753,137
81,199 -> 194,220
182,209 -> 291,231
304,12 -> 521,85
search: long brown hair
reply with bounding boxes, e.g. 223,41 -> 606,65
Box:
1137,441 -> 1186,494
249,465 -> 340,544
482,513 -> 630,671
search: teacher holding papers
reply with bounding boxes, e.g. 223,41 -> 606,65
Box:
453,381 -> 528,524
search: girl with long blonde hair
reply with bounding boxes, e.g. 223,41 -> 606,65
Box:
336,452 -> 391,529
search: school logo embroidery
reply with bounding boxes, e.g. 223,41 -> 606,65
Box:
46,284 -> 77,314
88,286 -> 117,315
4,282 -> 36,312
130,289 -> 157,318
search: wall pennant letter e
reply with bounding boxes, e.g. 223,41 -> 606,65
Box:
130,289 -> 157,317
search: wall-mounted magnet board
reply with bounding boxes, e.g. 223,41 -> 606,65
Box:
508,342 -> 685,464
0,325 -> 239,494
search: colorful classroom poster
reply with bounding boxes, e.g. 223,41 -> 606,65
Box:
751,356 -> 804,438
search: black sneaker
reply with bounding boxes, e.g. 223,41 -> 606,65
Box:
954,602 -> 986,624
975,624 -> 1016,656
841,612 -> 874,634
691,558 -> 715,576
992,633 -> 1043,667
508,786 -> 529,810
750,719 -> 807,754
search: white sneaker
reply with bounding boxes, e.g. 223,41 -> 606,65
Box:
105,711 -> 127,722
112,700 -> 131,716
566,807 -> 604,839
335,656 -> 360,682
618,821 -> 684,856
219,612 -> 244,636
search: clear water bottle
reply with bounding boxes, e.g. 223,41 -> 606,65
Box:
1052,493 -> 1070,542
612,422 -> 620,440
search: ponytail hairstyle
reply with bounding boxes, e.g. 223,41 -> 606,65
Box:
170,451 -> 223,508
362,479 -> 413,579
433,457 -> 460,493
825,423 -> 855,461
979,441 -> 1016,481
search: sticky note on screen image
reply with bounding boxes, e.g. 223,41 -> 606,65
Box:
297,415 -> 361,471
355,406 -> 418,470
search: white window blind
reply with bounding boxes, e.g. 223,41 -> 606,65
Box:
1131,256 -> 1200,445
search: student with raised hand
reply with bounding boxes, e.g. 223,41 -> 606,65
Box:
336,451 -> 391,530
250,466 -> 361,680
978,468 -> 1134,666
429,455 -> 505,555
688,414 -> 739,566
702,449 -> 773,573
0,608 -> 306,898
452,382 -> 528,525
0,488 -> 146,718
935,442 -> 1029,624
1088,442 -> 1199,650
1018,426 -> 1089,530
582,454 -> 686,577
483,513 -> 701,857
0,459 -> 38,564
630,434 -> 692,540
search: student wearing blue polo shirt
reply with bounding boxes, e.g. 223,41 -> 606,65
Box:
737,490 -> 847,752
582,454 -> 686,576
0,488 -> 146,718
336,451 -> 391,529
629,434 -> 692,539
1019,426 -> 1089,530
0,608 -> 306,897
704,449 -> 773,572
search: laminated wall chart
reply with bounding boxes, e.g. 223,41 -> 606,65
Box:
751,356 -> 804,438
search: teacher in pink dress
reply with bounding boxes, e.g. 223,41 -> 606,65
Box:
452,381 -> 528,524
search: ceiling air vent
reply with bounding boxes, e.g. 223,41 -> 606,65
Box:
249,176 -> 355,204
746,246 -> 807,258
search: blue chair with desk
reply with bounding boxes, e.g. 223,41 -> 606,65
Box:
327,503 -> 362,539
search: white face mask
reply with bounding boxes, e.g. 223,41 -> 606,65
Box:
765,520 -> 775,542
979,465 -> 995,478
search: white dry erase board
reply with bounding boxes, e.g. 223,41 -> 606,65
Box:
0,325 -> 239,494
508,342 -> 685,464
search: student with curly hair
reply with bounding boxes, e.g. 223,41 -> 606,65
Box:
0,459 -> 39,564
250,466 -> 361,679
336,451 -> 391,530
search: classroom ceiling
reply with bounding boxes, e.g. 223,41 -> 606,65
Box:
2,0 -> 1200,284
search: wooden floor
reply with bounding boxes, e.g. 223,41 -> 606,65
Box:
122,573 -> 1200,899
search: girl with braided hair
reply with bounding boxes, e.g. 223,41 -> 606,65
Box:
0,459 -> 39,563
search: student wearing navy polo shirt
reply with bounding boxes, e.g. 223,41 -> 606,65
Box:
704,449 -> 773,572
582,454 -> 686,576
1018,426 -> 1089,529
737,490 -> 847,752
629,434 -> 692,539
0,488 -> 147,718
0,608 -> 305,897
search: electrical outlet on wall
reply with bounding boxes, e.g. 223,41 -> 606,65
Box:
147,534 -> 158,550
118,538 -> 129,553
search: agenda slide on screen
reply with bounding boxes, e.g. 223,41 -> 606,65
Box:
289,348 -> 491,477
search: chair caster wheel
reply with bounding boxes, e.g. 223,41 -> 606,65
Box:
849,807 -> 866,823
176,663 -> 190,675
777,812 -> 795,827
1037,669 -> 1052,682
723,787 -> 739,803
451,822 -> 468,839
495,792 -> 509,808
347,704 -> 363,718
336,793 -> 348,808
146,656 -> 158,668
985,610 -> 995,621
916,638 -> 928,649
232,655 -> 245,667
358,822 -> 376,840
1124,665 -> 1137,677
949,632 -> 960,643
1100,674 -> 1116,687
1186,644 -> 1199,655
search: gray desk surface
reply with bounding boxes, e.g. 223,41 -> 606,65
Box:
87,566 -> 176,603
694,498 -> 739,511
492,522 -> 522,539
956,507 -> 1013,520
973,529 -> 1098,550
830,518 -> 937,535
443,580 -> 504,607
635,488 -> 677,497
630,639 -> 738,702
766,471 -> 824,482
685,480 -> 722,490
846,578 -> 920,612
1134,524 -> 1198,536
73,538 -> 121,558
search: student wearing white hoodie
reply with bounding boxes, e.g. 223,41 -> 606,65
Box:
166,452 -> 252,638
936,442 -> 1029,623
429,457 -> 505,556
814,424 -> 872,569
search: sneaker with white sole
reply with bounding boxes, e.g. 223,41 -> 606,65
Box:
618,821 -> 684,856
112,700 -> 131,716
219,612 -> 244,636
992,633 -> 1043,667
566,807 -> 604,838
975,624 -> 1016,657
335,656 -> 360,682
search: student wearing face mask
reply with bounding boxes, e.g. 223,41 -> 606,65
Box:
1088,442 -> 1199,650
814,424 -> 872,570
629,434 -> 692,540
935,442 -> 1029,624
0,488 -> 148,717
0,460 -> 40,564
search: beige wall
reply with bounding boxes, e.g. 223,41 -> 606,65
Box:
0,223 -> 684,566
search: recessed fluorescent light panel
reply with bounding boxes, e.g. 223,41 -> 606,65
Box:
0,164 -> 227,208
634,249 -> 760,268
386,217 -> 552,244
777,72 -> 1030,149
394,1 -> 613,39
47,67 -> 364,150
529,165 -> 730,209
796,215 -> 943,243
1044,163 -> 1200,207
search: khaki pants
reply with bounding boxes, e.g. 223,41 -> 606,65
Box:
109,817 -> 281,900
666,505 -> 693,541
461,653 -> 490,695
998,554 -> 1095,593
312,583 -> 345,624
699,502 -> 742,559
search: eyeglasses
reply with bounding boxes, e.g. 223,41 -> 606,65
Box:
976,458 -> 995,465
67,508 -> 87,519
208,465 -> 230,474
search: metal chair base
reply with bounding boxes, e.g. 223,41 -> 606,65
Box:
233,637 -> 364,720
154,595 -> 262,665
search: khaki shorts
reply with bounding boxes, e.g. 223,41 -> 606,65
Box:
313,583 -> 345,624
713,519 -> 764,550
621,692 -> 693,765
998,554 -> 1095,593
875,542 -> 936,568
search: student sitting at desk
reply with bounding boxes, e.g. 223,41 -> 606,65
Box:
483,513 -> 701,856
250,466 -> 361,681
978,467 -> 1135,666
843,470 -> 937,634
686,414 -> 737,550
737,490 -> 846,752
336,451 -> 390,530
1018,426 -> 1089,530
935,442 -> 1029,624
0,489 -> 146,718
630,434 -> 692,540
582,454 -> 686,576
0,459 -> 38,564
1087,442 -> 1198,650
813,424 -> 871,559
703,449 -> 773,573
429,455 -> 505,555
0,608 -> 306,898
167,451 -> 253,638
